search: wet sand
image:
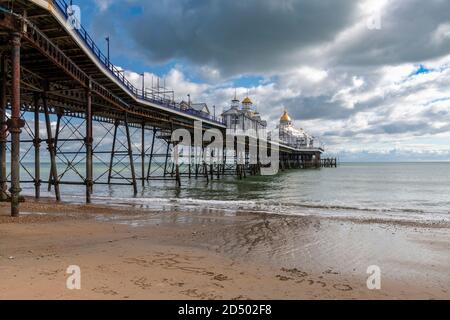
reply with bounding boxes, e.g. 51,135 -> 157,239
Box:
0,198 -> 449,300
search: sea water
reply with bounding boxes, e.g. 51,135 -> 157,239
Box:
18,162 -> 450,223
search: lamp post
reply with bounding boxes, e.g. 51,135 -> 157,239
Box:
105,36 -> 110,67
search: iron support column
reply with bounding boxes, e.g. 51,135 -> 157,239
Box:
124,113 -> 137,195
0,54 -> 7,201
85,82 -> 93,203
141,122 -> 145,186
164,141 -> 170,177
146,128 -> 156,180
8,33 -> 23,217
174,143 -> 181,187
33,93 -> 41,199
48,112 -> 61,191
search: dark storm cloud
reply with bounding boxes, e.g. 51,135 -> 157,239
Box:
283,95 -> 355,120
336,0 -> 450,66
282,91 -> 384,122
113,0 -> 357,75
93,0 -> 450,75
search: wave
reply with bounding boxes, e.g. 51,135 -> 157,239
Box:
87,195 -> 450,224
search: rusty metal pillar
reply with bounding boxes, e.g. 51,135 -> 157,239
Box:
33,93 -> 41,199
163,140 -> 170,177
124,113 -> 137,195
315,152 -> 321,169
48,112 -> 61,192
107,119 -> 118,184
203,146 -> 209,183
222,146 -> 226,176
0,53 -> 8,201
174,142 -> 181,188
141,122 -> 145,186
210,149 -> 214,181
188,145 -> 192,179
43,91 -> 61,201
85,82 -> 93,203
8,33 -> 24,216
146,127 -> 156,180
217,148 -> 221,179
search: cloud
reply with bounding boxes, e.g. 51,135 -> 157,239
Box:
94,0 -> 116,12
107,0 -> 357,76
85,0 -> 450,160
332,0 -> 450,67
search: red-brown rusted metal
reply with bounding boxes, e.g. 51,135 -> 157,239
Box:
0,53 -> 8,201
8,32 -> 23,217
85,81 -> 93,203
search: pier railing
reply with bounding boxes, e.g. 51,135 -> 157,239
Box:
52,0 -> 224,125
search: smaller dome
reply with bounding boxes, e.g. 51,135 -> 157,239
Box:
242,97 -> 253,104
280,110 -> 291,122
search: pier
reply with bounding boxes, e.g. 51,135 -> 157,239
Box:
0,0 -> 336,216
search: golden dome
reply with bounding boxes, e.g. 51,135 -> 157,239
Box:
242,97 -> 252,104
280,110 -> 291,122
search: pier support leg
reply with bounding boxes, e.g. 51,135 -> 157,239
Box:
107,120 -> 118,184
195,146 -> 199,179
188,145 -> 192,179
204,162 -> 209,183
43,92 -> 61,201
217,148 -> 221,179
141,123 -> 145,187
33,93 -> 41,199
163,139 -> 170,177
8,33 -> 24,217
0,54 -> 7,201
174,143 -> 181,188
203,147 -> 209,183
124,113 -> 137,195
146,128 -> 156,180
48,112 -> 61,192
210,149 -> 214,181
85,83 -> 93,203
8,33 -> 23,217
222,147 -> 226,176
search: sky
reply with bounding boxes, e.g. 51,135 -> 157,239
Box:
68,0 -> 450,161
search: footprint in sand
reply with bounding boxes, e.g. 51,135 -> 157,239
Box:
123,257 -> 151,267
281,268 -> 308,278
278,269 -> 328,288
180,288 -> 221,300
276,275 -> 294,281
316,281 -> 327,288
323,269 -> 340,275
333,284 -> 353,291
132,277 -> 152,290
231,295 -> 250,300
92,286 -> 118,296
39,269 -> 62,280
162,278 -> 185,287
213,274 -> 230,281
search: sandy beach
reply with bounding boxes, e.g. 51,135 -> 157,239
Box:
0,198 -> 449,300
